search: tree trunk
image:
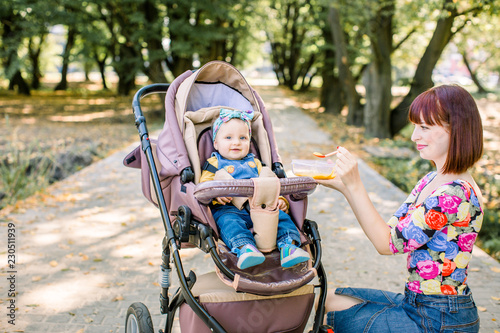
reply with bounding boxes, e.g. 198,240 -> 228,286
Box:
328,5 -> 363,126
115,44 -> 138,96
1,10 -> 30,95
8,70 -> 31,95
320,63 -> 343,115
142,0 -> 167,83
164,2 -> 194,77
462,51 -> 488,94
95,53 -> 108,90
319,21 -> 343,115
54,27 -> 77,91
363,0 -> 394,139
28,35 -> 45,90
390,0 -> 457,136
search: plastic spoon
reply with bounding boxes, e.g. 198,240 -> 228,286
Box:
313,150 -> 338,158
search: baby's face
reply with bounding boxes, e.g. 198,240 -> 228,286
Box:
214,119 -> 251,160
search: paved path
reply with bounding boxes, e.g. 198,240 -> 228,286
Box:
1,85 -> 499,333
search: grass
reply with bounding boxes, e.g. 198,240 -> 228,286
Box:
0,136 -> 52,208
0,80 -> 165,212
286,87 -> 500,261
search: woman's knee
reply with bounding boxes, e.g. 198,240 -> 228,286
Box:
325,292 -> 363,312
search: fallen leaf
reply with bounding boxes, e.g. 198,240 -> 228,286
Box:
112,296 -> 124,302
491,266 -> 500,273
49,260 -> 58,267
492,296 -> 500,301
32,276 -> 42,282
97,283 -> 111,288
469,267 -> 480,272
477,306 -> 487,312
76,329 -> 85,333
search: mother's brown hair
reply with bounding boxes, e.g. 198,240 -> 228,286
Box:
408,84 -> 483,174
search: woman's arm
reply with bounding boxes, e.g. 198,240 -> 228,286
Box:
317,147 -> 392,255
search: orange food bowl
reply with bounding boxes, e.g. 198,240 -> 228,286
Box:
291,159 -> 336,180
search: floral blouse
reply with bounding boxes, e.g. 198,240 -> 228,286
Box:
388,172 -> 483,295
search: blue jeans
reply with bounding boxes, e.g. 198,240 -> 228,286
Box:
327,287 -> 479,332
211,204 -> 301,251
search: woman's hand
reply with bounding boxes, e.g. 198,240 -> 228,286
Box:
215,196 -> 232,205
315,177 -> 346,193
333,146 -> 362,191
316,146 -> 392,255
316,146 -> 360,194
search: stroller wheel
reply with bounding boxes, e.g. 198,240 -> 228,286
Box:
125,302 -> 154,333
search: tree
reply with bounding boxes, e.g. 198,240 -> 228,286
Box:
318,11 -> 343,115
140,0 -> 167,83
361,0 -> 394,138
98,0 -> 144,95
78,15 -> 112,90
27,34 -> 46,89
390,0 -> 490,136
0,2 -> 31,95
328,4 -> 362,125
54,26 -> 77,91
451,8 -> 500,94
461,51 -> 489,94
262,0 -> 322,90
24,1 -> 52,90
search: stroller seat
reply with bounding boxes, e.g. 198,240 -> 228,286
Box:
179,271 -> 315,333
181,100 -> 318,296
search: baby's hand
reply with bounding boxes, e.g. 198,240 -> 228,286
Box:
278,198 -> 289,213
215,197 -> 232,205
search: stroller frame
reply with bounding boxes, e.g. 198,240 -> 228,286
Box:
127,82 -> 331,333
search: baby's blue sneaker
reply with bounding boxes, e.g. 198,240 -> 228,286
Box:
236,244 -> 265,269
280,244 -> 310,268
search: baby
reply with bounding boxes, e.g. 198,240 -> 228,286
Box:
200,108 -> 310,269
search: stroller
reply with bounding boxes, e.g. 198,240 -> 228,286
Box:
123,61 -> 332,333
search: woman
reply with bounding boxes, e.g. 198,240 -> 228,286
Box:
317,84 -> 484,332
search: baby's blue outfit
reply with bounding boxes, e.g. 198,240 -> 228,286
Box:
210,152 -> 300,252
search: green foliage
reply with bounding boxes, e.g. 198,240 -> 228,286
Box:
477,209 -> 500,260
0,138 -> 52,210
371,153 -> 433,194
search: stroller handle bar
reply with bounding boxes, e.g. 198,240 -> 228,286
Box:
132,83 -> 170,140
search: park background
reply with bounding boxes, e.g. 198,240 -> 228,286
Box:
1,0 -> 499,261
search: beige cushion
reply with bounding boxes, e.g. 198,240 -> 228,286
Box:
191,272 -> 314,303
